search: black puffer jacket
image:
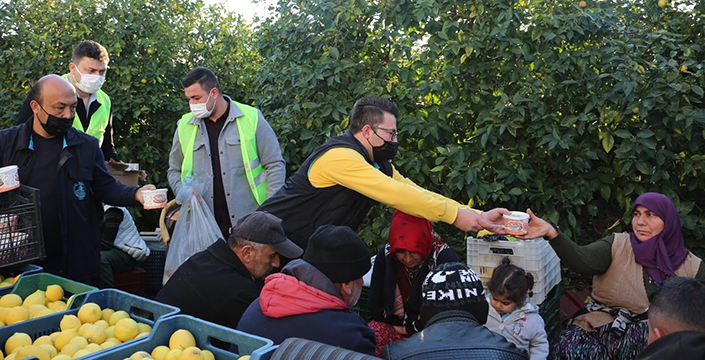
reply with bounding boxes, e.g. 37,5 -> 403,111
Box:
636,331 -> 705,360
381,310 -> 529,360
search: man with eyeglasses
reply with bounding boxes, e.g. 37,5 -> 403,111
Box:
258,96 -> 508,254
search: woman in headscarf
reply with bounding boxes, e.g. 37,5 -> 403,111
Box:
521,192 -> 705,360
368,210 -> 459,356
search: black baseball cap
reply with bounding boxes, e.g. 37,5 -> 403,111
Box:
230,211 -> 303,258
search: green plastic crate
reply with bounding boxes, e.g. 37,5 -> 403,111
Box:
91,314 -> 274,359
11,272 -> 97,309
351,285 -> 371,321
538,283 -> 561,342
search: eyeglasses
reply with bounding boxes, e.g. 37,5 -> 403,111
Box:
372,126 -> 398,141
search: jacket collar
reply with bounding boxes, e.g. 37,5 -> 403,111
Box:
207,239 -> 255,280
426,309 -> 480,327
17,121 -> 88,152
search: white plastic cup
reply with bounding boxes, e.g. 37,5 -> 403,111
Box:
142,188 -> 168,210
502,211 -> 530,236
0,165 -> 20,193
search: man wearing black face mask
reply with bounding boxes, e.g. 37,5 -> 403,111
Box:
258,96 -> 510,255
0,75 -> 157,286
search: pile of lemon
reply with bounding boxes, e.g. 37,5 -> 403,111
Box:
126,329 -> 215,360
0,301 -> 152,359
0,284 -> 71,328
0,274 -> 21,289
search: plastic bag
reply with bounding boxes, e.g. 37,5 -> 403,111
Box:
162,181 -> 221,285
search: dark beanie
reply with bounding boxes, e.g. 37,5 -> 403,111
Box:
420,262 -> 489,325
303,225 -> 371,283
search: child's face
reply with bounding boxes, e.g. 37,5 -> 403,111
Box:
490,292 -> 518,316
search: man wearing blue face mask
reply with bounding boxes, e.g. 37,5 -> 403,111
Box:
167,67 -> 286,240
258,96 -> 510,255
16,40 -> 121,163
0,75 -> 157,285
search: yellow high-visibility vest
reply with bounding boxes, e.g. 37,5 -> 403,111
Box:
177,102 -> 268,204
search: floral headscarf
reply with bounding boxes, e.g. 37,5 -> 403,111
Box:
388,210 -> 443,258
629,192 -> 689,285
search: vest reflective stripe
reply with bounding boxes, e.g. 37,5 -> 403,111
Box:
61,74 -> 110,144
177,101 -> 268,204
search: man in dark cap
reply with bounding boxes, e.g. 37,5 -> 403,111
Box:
381,262 -> 529,360
157,211 -> 302,330
237,224 -> 376,356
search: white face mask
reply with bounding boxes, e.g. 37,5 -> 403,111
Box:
73,66 -> 105,94
189,90 -> 215,119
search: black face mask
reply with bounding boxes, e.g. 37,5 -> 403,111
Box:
38,105 -> 73,136
367,131 -> 399,162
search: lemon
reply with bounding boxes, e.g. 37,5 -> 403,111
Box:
6,306 -> 29,324
101,308 -> 115,322
169,329 -> 196,351
32,335 -> 53,347
136,331 -> 150,339
202,350 -> 215,360
28,304 -> 48,318
84,343 -> 102,352
33,308 -> 55,318
83,324 -> 107,345
114,318 -> 140,342
100,340 -> 119,349
0,307 -> 12,323
237,356 -> 250,360
165,349 -> 183,360
94,320 -> 110,329
77,302 -> 102,324
137,323 -> 152,334
59,315 -> 81,331
53,329 -> 78,351
105,326 -> 116,339
579,0 -> 587,7
68,336 -> 88,349
11,275 -> 20,284
45,284 -> 64,302
152,345 -> 171,360
14,345 -> 50,360
0,294 -> 22,308
72,348 -> 92,358
130,350 -> 154,359
59,343 -> 80,357
38,343 -> 57,358
51,355 -> 73,360
22,290 -> 46,308
5,332 -> 32,354
108,310 -> 130,326
178,347 -> 203,360
78,323 -> 92,337
48,300 -> 67,312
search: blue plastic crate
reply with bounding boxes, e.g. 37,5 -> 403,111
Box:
0,263 -> 42,296
0,288 -> 180,358
93,315 -> 274,360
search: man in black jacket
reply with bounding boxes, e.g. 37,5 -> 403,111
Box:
636,277 -> 705,360
157,211 -> 302,330
381,262 -> 528,360
0,74 -> 155,285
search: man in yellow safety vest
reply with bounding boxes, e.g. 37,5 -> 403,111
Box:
167,67 -> 286,239
16,40 -> 121,162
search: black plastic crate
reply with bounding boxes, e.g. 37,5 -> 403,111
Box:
137,249 -> 166,293
0,185 -> 44,268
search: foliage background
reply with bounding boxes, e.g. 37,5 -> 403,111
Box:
1,0 -> 704,289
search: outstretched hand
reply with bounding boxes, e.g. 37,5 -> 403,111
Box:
514,208 -> 559,240
135,184 -> 157,204
454,207 -> 510,234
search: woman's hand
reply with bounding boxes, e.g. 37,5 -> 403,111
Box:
515,208 -> 559,240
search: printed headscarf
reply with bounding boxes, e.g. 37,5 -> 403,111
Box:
629,192 -> 689,285
388,210 -> 441,258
